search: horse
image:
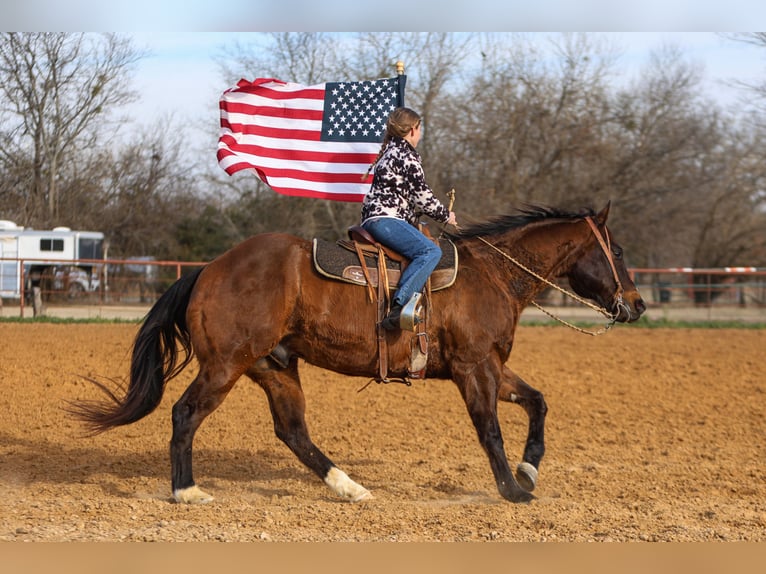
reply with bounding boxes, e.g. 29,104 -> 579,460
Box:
69,202 -> 645,504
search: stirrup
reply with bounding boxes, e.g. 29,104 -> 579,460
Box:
399,292 -> 424,332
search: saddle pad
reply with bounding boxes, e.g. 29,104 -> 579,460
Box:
312,237 -> 458,291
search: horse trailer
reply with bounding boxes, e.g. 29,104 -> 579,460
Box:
0,220 -> 104,299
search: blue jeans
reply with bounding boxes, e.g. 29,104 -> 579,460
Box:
362,217 -> 442,307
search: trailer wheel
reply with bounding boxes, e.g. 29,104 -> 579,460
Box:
67,282 -> 85,299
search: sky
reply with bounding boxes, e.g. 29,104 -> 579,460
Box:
3,3 -> 766,153
4,1 -> 766,33
119,31 -> 766,151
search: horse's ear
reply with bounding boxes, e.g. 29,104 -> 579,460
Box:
595,201 -> 611,226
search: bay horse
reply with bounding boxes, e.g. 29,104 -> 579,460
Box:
70,202 -> 645,504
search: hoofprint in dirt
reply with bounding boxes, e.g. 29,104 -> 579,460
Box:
0,323 -> 764,541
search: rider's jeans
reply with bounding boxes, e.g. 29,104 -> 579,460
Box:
362,217 -> 442,307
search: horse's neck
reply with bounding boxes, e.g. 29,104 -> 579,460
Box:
490,222 -> 589,291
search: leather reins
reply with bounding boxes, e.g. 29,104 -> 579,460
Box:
475,216 -> 627,336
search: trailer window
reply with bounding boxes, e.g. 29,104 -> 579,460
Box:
78,237 -> 103,260
40,238 -> 64,252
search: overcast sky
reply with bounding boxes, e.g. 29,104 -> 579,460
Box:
119,32 -> 766,152
3,3 -> 766,155
4,1 -> 766,33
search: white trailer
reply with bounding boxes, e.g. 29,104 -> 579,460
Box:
0,220 -> 105,299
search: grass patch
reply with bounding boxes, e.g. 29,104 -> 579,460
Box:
627,317 -> 766,329
3,313 -> 765,329
0,315 -> 141,324
520,316 -> 766,329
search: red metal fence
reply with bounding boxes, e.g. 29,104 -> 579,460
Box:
2,258 -> 765,322
0,257 -> 203,317
629,267 -> 766,308
533,266 -> 766,323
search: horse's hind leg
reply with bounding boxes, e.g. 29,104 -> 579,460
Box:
248,361 -> 372,502
498,366 -> 547,492
171,366 -> 239,504
452,357 -> 534,503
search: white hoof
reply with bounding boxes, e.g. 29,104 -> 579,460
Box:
516,462 -> 538,492
324,467 -> 373,502
173,485 -> 215,504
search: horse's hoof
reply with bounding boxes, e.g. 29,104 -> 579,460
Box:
502,486 -> 536,503
325,467 -> 373,502
173,485 -> 214,504
515,462 -> 538,492
351,489 -> 374,503
517,490 -> 536,503
339,486 -> 373,503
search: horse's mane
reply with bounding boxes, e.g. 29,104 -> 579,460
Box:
447,204 -> 596,239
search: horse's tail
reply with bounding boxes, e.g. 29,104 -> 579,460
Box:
69,267 -> 204,434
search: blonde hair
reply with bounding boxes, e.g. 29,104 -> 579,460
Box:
363,107 -> 421,180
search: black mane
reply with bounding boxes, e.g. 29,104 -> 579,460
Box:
447,205 -> 596,239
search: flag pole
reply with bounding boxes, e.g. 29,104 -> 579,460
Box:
448,188 -> 456,212
396,61 -> 406,107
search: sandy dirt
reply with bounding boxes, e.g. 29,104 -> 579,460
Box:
0,322 -> 764,542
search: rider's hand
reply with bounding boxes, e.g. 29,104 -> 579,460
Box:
447,211 -> 457,226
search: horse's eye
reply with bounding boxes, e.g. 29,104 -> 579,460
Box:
612,246 -> 623,259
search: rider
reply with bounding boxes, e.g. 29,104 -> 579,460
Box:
360,107 -> 457,331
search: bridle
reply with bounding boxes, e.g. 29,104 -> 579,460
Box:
584,217 -> 625,306
475,216 -> 628,336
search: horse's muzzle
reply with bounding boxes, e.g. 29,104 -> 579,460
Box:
613,294 -> 645,323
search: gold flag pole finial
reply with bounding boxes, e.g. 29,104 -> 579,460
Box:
396,61 -> 405,76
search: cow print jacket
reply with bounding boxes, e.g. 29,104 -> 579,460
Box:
361,136 -> 450,227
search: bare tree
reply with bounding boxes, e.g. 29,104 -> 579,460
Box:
63,123 -> 203,259
0,33 -> 142,226
604,45 -> 721,266
212,32 -> 476,239
217,32 -> 340,87
720,33 -> 766,127
203,32 -> 766,270
436,33 -> 620,215
688,125 -> 766,267
390,32 -> 475,174
212,32 -> 353,239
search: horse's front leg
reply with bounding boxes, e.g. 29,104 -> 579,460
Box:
498,366 -> 547,492
452,357 -> 534,503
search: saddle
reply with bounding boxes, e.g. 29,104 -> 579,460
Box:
312,231 -> 458,292
312,226 -> 459,384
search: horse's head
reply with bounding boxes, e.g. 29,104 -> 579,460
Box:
566,203 -> 645,323
451,202 -> 645,324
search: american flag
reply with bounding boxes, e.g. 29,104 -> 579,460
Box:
217,75 -> 406,202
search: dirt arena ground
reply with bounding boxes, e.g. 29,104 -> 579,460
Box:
0,322 -> 764,542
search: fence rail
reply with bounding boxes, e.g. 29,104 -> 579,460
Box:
531,267 -> 766,323
0,257 -> 203,317
1,257 -> 765,322
630,267 -> 766,307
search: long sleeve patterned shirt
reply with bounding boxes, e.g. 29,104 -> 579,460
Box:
361,137 -> 449,227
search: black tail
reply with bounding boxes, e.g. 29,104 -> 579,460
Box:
68,267 -> 204,434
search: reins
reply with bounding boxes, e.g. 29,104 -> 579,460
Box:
474,216 -> 625,336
